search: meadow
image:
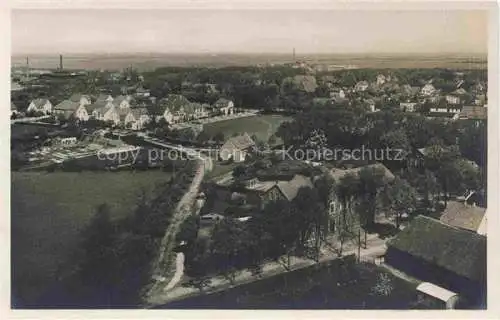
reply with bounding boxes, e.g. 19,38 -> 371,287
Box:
201,114 -> 292,143
11,170 -> 172,307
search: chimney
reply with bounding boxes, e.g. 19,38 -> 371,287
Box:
293,47 -> 296,62
26,56 -> 30,77
59,54 -> 63,70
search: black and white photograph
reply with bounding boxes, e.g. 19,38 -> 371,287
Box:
7,2 -> 494,313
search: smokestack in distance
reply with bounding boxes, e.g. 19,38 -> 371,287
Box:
59,54 -> 63,70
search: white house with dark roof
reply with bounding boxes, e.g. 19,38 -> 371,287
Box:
219,132 -> 256,162
122,108 -> 151,130
54,100 -> 89,121
27,98 -> 52,114
91,102 -> 120,124
213,98 -> 235,116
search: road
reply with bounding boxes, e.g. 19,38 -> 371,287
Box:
144,137 -> 212,298
147,233 -> 388,306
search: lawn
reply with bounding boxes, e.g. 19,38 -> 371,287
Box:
11,170 -> 172,307
201,115 -> 292,143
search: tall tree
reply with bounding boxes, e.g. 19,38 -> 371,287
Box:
379,177 -> 417,228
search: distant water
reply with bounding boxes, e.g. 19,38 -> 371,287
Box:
11,53 -> 487,71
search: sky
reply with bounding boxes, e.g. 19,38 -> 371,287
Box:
11,9 -> 488,55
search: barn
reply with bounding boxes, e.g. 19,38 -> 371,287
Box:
385,215 -> 486,307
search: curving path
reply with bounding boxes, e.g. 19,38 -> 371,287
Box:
144,137 -> 212,300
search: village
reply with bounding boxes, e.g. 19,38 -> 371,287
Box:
10,53 -> 487,310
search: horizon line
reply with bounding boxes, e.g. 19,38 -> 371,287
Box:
11,51 -> 488,57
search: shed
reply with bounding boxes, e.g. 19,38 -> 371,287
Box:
416,282 -> 459,309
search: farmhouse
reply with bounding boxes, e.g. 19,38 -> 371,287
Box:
213,171 -> 314,210
54,100 -> 89,121
385,215 -> 486,305
27,98 -> 53,114
219,133 -> 256,163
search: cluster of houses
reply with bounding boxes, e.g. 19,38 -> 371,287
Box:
316,72 -> 487,121
16,93 -> 236,130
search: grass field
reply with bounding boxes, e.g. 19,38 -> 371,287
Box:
11,170 -> 172,307
201,114 -> 292,143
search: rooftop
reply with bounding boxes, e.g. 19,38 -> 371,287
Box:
388,215 -> 486,283
439,201 -> 486,232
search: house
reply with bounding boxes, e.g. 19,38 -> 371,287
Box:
27,98 -> 52,114
385,215 -> 486,305
439,201 -> 486,234
113,95 -> 132,109
219,133 -> 256,163
420,84 -> 436,96
122,108 -> 151,130
445,94 -> 461,105
459,106 -> 487,120
93,103 -> 120,125
87,101 -> 113,118
54,100 -> 89,121
329,88 -> 346,100
213,172 -> 313,209
376,74 -> 386,86
354,81 -> 369,92
400,102 -> 418,112
213,98 -> 235,116
95,94 -> 113,103
160,94 -> 191,124
69,94 -> 92,106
